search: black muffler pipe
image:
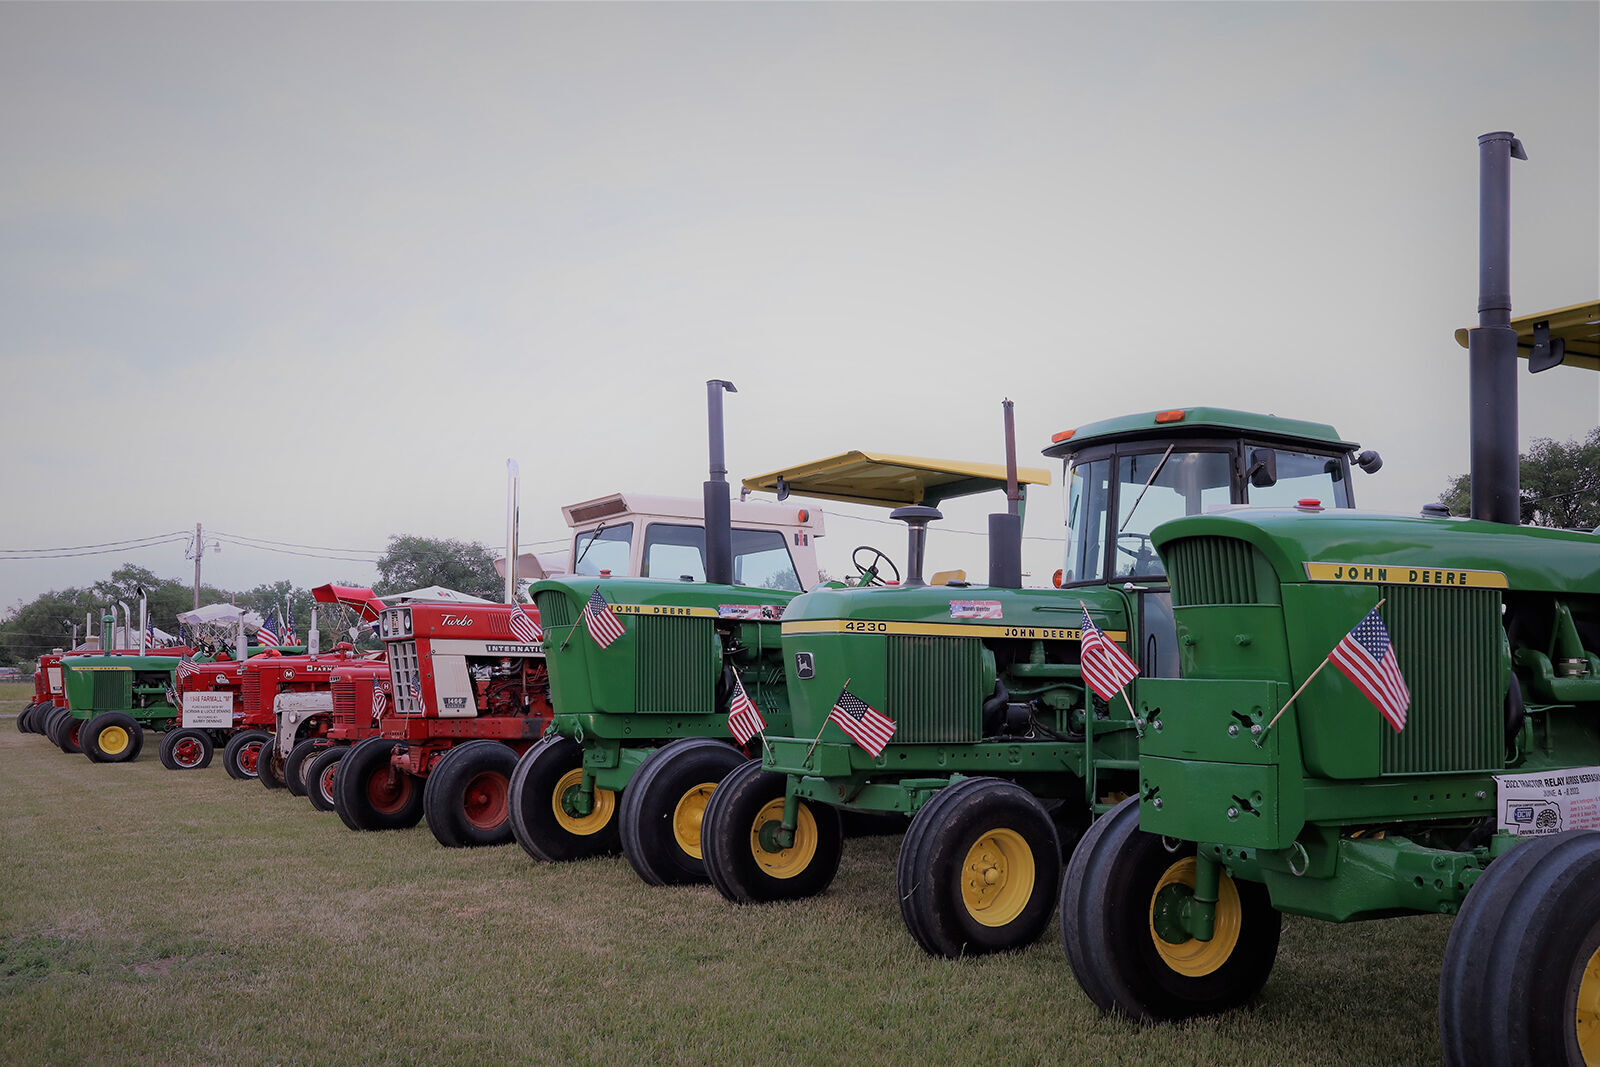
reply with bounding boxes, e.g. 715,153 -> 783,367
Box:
989,399 -> 1023,588
1468,131 -> 1525,525
704,379 -> 738,586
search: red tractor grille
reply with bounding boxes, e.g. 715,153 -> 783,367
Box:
331,677 -> 358,728
242,671 -> 262,716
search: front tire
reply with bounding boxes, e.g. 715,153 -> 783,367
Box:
159,728 -> 214,770
284,739 -> 325,797
897,777 -> 1062,958
305,746 -> 348,812
508,736 -> 620,862
48,709 -> 84,754
423,740 -> 519,848
335,737 -> 424,831
257,739 -> 286,790
1439,830 -> 1600,1066
222,730 -> 271,780
619,738 -> 747,886
1061,796 -> 1281,1021
701,760 -> 843,904
81,713 -> 144,764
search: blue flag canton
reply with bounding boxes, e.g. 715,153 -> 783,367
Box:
835,692 -> 871,721
1351,612 -> 1393,661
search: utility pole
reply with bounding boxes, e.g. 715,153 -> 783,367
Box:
187,523 -> 219,609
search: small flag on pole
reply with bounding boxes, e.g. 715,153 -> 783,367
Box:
408,678 -> 421,702
177,656 -> 201,681
257,611 -> 280,649
829,686 -> 896,757
371,686 -> 388,724
282,613 -> 297,645
1330,607 -> 1410,732
727,669 -> 767,745
509,604 -> 543,644
1080,607 -> 1140,701
581,587 -> 625,649
146,617 -> 157,647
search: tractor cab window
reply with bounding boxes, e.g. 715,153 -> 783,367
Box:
573,523 -> 634,576
642,524 -> 802,590
1064,458 -> 1112,585
1063,450 -> 1232,584
1243,449 -> 1353,509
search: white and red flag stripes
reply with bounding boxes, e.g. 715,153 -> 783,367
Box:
1079,607 -> 1140,701
509,605 -> 543,644
371,686 -> 388,724
828,686 -> 896,757
727,669 -> 767,745
1330,607 -> 1410,732
582,587 -> 625,649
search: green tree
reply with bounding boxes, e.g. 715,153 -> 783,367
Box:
1439,428 -> 1600,529
375,536 -> 501,600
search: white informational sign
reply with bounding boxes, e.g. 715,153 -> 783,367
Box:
182,691 -> 235,729
1494,765 -> 1600,837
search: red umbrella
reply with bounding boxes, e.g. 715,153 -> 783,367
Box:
311,584 -> 387,622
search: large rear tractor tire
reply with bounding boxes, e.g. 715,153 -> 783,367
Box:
158,728 -> 214,770
222,730 -> 271,780
701,760 -> 843,904
81,713 -> 144,764
1439,830 -> 1600,1066
1061,796 -> 1281,1021
423,740 -> 519,848
897,777 -> 1062,958
284,739 -> 325,797
619,738 -> 747,886
48,709 -> 84,754
335,737 -> 424,832
508,736 -> 620,862
16,703 -> 35,732
305,745 -> 348,812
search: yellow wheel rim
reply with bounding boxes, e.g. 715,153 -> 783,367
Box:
671,782 -> 717,860
99,726 -> 130,756
1148,857 -> 1243,977
1577,944 -> 1600,1064
552,768 -> 615,836
750,798 -> 817,879
960,828 -> 1036,928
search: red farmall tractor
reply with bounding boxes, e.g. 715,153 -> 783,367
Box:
301,662 -> 391,812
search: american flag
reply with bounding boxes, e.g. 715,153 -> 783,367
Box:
1080,607 -> 1141,701
726,669 -> 767,745
408,678 -> 421,702
582,587 -> 625,649
829,686 -> 896,757
146,617 -> 157,647
371,686 -> 388,724
1330,607 -> 1410,732
257,611 -> 280,649
282,613 -> 297,645
177,656 -> 202,681
509,604 -> 543,644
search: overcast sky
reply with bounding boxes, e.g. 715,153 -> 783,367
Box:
2,1 -> 1596,615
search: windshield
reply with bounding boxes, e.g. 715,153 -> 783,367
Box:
642,523 -> 802,590
573,524 -> 633,576
1064,450 -> 1231,583
1246,449 -> 1353,509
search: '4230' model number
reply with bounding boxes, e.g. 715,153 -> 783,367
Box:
843,620 -> 888,632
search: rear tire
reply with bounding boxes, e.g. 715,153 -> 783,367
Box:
423,740 -> 519,848
284,739 -> 325,797
508,736 -> 620,862
701,760 -> 843,904
1439,830 -> 1600,1066
897,777 -> 1062,958
335,737 -> 424,831
159,728 -> 214,770
222,730 -> 271,780
48,709 -> 84,754
1060,796 -> 1280,1021
619,738 -> 747,886
81,713 -> 144,764
306,746 -> 348,812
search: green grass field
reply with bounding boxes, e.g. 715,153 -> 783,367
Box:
1,680 -> 1450,1065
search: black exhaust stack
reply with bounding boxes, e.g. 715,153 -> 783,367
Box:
704,379 -> 738,586
988,399 -> 1024,588
1468,131 -> 1526,525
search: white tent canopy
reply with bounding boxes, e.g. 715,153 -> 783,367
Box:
384,586 -> 494,605
176,603 -> 265,629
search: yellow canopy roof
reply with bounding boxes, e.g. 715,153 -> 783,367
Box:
742,451 -> 1051,508
1454,301 -> 1599,372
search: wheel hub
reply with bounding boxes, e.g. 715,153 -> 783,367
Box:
750,799 -> 817,879
960,829 -> 1035,927
1148,857 -> 1244,977
552,768 -> 615,836
672,782 -> 717,860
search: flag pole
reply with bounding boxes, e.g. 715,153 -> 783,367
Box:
1119,687 -> 1143,738
1080,600 -> 1142,737
804,677 -> 850,762
1254,598 -> 1386,748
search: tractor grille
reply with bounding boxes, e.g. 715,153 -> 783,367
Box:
389,640 -> 423,714
886,635 -> 984,743
92,670 -> 132,708
242,671 -> 262,716
534,591 -> 574,629
331,677 -> 358,728
634,616 -> 714,714
1167,537 -> 1266,607
1380,586 -> 1503,775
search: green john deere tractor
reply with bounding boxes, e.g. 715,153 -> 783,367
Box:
701,403 -> 1382,957
1058,132 -> 1600,1066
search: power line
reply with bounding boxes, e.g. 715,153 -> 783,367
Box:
0,532 -> 189,555
209,536 -> 378,565
210,531 -> 384,555
0,537 -> 191,560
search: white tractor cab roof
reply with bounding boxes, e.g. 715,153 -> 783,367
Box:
553,491 -> 826,592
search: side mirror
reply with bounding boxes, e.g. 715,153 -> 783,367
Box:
1247,448 -> 1278,489
1356,449 -> 1383,474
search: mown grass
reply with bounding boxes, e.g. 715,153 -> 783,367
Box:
1,700 -> 1450,1066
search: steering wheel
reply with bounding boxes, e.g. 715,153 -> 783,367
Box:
851,545 -> 901,587
1115,532 -> 1153,559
